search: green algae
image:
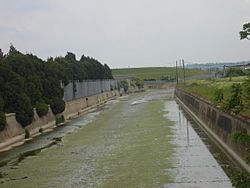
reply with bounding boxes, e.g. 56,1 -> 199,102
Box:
0,91 -> 175,188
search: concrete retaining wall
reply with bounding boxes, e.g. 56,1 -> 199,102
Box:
0,90 -> 119,151
175,88 -> 250,172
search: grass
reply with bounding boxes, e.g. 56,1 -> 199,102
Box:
178,76 -> 248,101
178,76 -> 250,117
112,67 -> 209,80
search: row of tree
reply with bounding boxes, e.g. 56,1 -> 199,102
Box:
0,45 -> 113,130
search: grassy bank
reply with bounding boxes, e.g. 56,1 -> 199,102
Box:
177,76 -> 250,117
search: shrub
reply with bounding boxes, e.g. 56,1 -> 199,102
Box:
224,84 -> 244,114
56,115 -> 65,125
0,96 -> 4,111
24,128 -> 30,139
15,94 -> 34,127
232,130 -> 250,145
231,172 -> 250,188
36,102 -> 49,117
39,127 -> 43,133
49,97 -> 65,115
246,149 -> 250,163
213,88 -> 224,105
225,68 -> 246,77
119,80 -> 129,93
0,111 -> 6,131
16,109 -> 33,127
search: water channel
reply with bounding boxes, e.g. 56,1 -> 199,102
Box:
0,89 -> 236,187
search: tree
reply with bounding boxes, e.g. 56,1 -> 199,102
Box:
240,22 -> 250,40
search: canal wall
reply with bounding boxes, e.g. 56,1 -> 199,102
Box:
0,90 -> 119,152
175,88 -> 250,173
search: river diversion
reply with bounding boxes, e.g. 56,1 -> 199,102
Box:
0,89 -> 235,187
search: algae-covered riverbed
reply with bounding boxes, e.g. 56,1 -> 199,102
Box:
0,89 -> 233,187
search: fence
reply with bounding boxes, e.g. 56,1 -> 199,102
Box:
63,80 -> 118,102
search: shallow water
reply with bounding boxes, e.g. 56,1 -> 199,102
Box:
0,89 -> 234,187
164,101 -> 232,188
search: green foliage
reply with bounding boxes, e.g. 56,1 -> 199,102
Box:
56,115 -> 65,125
240,22 -> 250,40
0,96 -> 4,111
36,102 -> 49,117
225,68 -> 246,77
232,130 -> 250,145
231,172 -> 250,188
119,80 -> 129,93
49,98 -> 65,115
0,45 -> 113,128
213,88 -> 224,105
15,94 -> 34,127
24,128 -> 30,139
224,83 -> 244,114
178,76 -> 250,117
131,78 -> 144,89
246,149 -> 250,163
0,112 -> 6,131
243,76 -> 250,107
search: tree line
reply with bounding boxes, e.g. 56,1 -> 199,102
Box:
0,45 -> 113,130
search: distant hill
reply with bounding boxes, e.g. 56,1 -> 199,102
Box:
112,67 -> 209,80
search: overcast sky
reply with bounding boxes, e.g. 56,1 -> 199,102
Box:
0,0 -> 250,68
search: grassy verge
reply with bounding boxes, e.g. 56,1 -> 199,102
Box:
177,76 -> 250,117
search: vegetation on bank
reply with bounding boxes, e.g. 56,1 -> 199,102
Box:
177,76 -> 250,118
0,45 -> 113,129
112,67 -> 209,80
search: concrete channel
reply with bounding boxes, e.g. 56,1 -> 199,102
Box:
0,89 -> 235,187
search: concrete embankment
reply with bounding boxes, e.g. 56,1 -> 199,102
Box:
175,88 -> 250,173
0,91 -> 119,152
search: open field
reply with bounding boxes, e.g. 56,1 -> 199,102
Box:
112,67 -> 209,80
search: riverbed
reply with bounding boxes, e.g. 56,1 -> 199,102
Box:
0,89 -> 233,187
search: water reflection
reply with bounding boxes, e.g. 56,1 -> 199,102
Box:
164,100 -> 232,188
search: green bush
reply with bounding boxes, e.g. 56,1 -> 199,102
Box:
232,130 -> 250,145
15,94 -> 34,127
16,110 -> 33,127
0,96 -> 4,111
224,84 -> 244,114
0,112 -> 6,131
213,89 -> 224,105
246,149 -> 250,163
231,172 -> 250,188
56,115 -> 65,125
24,128 -> 30,139
36,102 -> 49,117
119,80 -> 129,93
50,97 -> 65,115
225,68 -> 246,77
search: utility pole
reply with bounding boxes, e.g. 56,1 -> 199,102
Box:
182,59 -> 186,84
176,61 -> 178,85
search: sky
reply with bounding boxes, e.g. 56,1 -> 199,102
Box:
0,0 -> 250,68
